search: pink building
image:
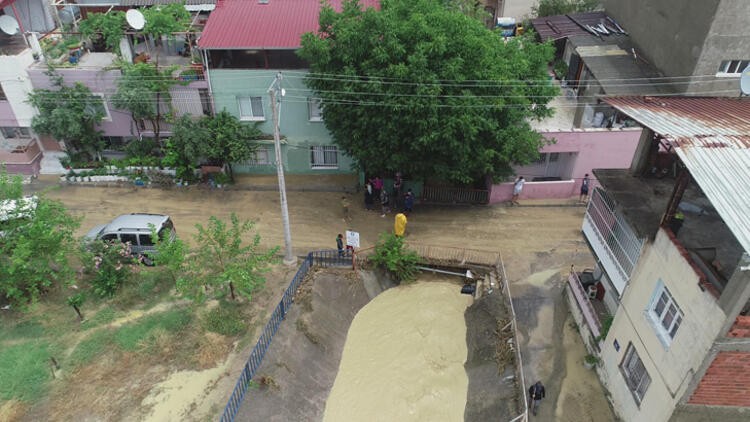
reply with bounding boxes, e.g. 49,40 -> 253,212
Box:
489,128 -> 643,204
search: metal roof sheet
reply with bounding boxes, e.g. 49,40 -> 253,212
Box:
198,0 -> 379,50
530,12 -> 622,41
119,0 -> 215,5
604,96 -> 750,254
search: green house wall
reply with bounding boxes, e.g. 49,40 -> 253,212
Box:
209,69 -> 356,175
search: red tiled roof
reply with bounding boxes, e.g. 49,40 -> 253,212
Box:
728,316 -> 750,338
198,0 -> 380,49
689,351 -> 750,407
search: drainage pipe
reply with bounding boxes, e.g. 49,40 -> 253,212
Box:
416,265 -> 468,278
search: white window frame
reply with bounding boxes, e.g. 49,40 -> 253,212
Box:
91,93 -> 112,121
620,343 -> 651,405
248,146 -> 272,166
237,96 -> 265,121
308,97 -> 323,121
647,280 -> 683,347
717,59 -> 750,77
310,145 -> 338,169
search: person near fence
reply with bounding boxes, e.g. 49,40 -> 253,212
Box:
394,212 -> 407,237
336,233 -> 345,257
392,172 -> 403,209
404,189 -> 415,213
511,176 -> 525,206
380,188 -> 390,217
365,181 -> 374,210
371,175 -> 383,203
528,380 -> 546,416
579,173 -> 590,203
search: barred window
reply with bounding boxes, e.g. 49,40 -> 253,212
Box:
620,343 -> 651,405
248,147 -> 272,165
310,145 -> 338,169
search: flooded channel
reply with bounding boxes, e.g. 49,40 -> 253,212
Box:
323,279 -> 471,422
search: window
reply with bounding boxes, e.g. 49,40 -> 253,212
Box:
86,93 -> 111,121
0,84 -> 6,100
620,343 -> 651,405
138,234 -> 154,246
238,96 -> 265,120
718,60 -> 750,75
101,234 -> 118,242
308,98 -> 323,121
1,127 -> 30,138
648,282 -> 683,344
310,145 -> 338,169
120,233 -> 138,245
248,147 -> 272,165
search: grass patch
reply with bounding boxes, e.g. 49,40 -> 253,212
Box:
81,306 -> 117,330
68,329 -> 113,367
114,308 -> 192,351
0,319 -> 45,343
111,270 -> 173,311
202,302 -> 246,337
0,341 -> 51,402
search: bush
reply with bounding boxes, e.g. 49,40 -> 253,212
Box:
370,233 -> 421,283
114,308 -> 192,351
202,302 -> 246,336
0,341 -> 52,401
124,138 -> 159,160
82,240 -> 135,297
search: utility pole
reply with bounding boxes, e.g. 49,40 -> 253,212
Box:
269,72 -> 296,265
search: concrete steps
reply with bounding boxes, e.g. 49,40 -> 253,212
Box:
39,151 -> 67,175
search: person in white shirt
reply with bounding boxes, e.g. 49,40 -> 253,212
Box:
511,176 -> 525,206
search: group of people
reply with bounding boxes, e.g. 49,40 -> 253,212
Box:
364,173 -> 415,217
510,174 -> 591,206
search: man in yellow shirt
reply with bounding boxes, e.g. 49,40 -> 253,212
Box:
394,212 -> 407,237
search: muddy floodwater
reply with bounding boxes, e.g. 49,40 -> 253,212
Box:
323,280 -> 471,422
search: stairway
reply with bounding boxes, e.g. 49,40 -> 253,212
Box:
39,151 -> 68,175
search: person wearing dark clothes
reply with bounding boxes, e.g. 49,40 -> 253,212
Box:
364,181 -> 374,210
336,234 -> 344,257
579,173 -> 590,203
404,189 -> 415,213
528,381 -> 546,416
392,172 -> 403,209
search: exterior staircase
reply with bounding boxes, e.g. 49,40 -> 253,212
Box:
39,150 -> 68,175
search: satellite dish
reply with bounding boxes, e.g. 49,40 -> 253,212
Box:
741,65 -> 750,96
126,9 -> 145,30
0,15 -> 20,36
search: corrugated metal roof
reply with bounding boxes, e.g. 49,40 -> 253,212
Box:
530,12 -> 623,41
198,0 -> 379,50
605,96 -> 750,254
119,0 -> 215,5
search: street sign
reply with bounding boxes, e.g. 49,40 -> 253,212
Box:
345,230 -> 360,248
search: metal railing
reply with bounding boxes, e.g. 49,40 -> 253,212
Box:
219,251 -> 351,422
422,185 -> 489,205
567,271 -> 602,339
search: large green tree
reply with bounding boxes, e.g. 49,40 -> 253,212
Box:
0,168 -> 80,308
299,0 -> 558,183
28,70 -> 106,159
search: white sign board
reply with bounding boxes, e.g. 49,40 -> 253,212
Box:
345,230 -> 360,248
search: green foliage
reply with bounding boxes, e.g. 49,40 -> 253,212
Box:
68,329 -> 112,366
202,301 -> 246,336
0,165 -> 23,199
370,232 -> 421,283
299,0 -> 558,183
111,63 -> 182,140
81,306 -> 117,330
597,315 -> 614,341
81,240 -> 134,298
146,225 -> 189,287
553,59 -> 568,79
142,3 -> 191,39
0,168 -> 80,308
78,11 -> 126,52
28,69 -> 106,158
166,111 -> 263,181
532,0 -> 599,17
444,0 -> 491,22
0,319 -> 45,342
0,341 -> 51,401
66,292 -> 85,309
114,308 -> 191,351
125,138 -> 160,160
184,214 -> 279,302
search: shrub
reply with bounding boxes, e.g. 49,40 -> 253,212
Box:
114,308 -> 191,351
202,302 -> 246,336
370,233 -> 421,283
82,240 -> 135,297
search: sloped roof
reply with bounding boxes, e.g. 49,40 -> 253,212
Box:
530,11 -> 622,41
605,97 -> 750,255
689,351 -> 750,407
198,0 -> 379,50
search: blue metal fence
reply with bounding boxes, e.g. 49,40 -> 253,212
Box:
219,250 -> 351,422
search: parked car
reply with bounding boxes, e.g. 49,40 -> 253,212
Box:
85,213 -> 176,265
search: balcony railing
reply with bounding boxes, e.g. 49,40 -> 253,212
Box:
582,187 -> 644,295
568,271 -> 602,339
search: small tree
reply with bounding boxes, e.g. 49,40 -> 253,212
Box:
81,240 -> 134,297
0,167 -> 80,307
370,233 -> 421,284
28,69 -> 105,160
78,11 -> 126,52
532,0 -> 599,17
146,225 -> 189,286
162,114 -> 210,181
186,214 -> 279,302
66,292 -> 85,322
201,110 -> 263,181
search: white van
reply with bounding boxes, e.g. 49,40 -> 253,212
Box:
85,213 -> 176,264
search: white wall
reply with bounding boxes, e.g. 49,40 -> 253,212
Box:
599,228 -> 727,422
0,50 -> 37,127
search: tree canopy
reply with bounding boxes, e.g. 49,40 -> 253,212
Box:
299,0 -> 558,183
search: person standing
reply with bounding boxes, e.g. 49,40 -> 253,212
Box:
380,188 -> 390,217
336,233 -> 345,257
511,176 -> 525,206
403,189 -> 415,213
528,380 -> 545,416
579,173 -> 590,203
372,176 -> 383,203
364,181 -> 374,210
392,172 -> 403,209
394,212 -> 407,237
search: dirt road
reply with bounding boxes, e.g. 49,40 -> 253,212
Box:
38,179 -> 614,421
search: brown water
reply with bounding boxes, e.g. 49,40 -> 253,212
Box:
323,280 -> 471,422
